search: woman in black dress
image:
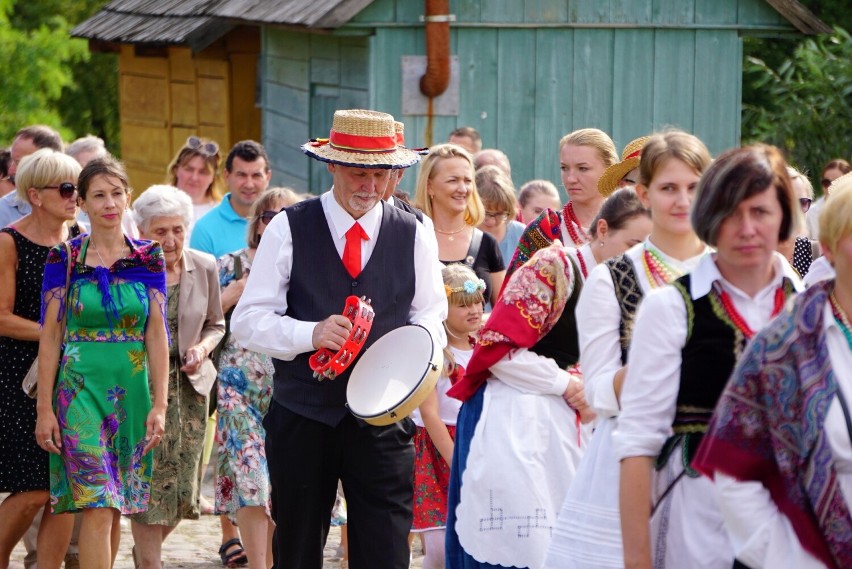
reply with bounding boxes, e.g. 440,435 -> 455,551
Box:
0,149 -> 81,568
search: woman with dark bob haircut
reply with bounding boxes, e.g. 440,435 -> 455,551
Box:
615,144 -> 803,569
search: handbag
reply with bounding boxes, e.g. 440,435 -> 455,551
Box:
22,241 -> 73,398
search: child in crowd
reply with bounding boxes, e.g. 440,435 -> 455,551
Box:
411,264 -> 485,569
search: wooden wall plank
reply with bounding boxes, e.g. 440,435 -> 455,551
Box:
121,75 -> 169,122
481,0 -> 523,23
652,0 -> 695,25
571,0 -> 610,23
229,51 -> 262,143
170,82 -> 197,127
126,165 -> 166,196
351,0 -> 395,22
265,29 -> 310,59
266,83 -> 309,122
524,0 -> 569,23
611,29 -> 655,149
652,30 -> 695,134
455,0 -> 482,23
610,0 -> 652,24
169,47 -> 195,82
738,0 -> 788,26
120,45 -> 168,77
693,30 -> 741,154
533,28 -> 574,191
571,29 -> 614,134
122,123 -> 172,167
340,38 -> 369,89
197,76 -> 229,126
455,29 -> 499,150
395,0 -> 423,23
695,0 -> 737,25
495,28 -> 536,186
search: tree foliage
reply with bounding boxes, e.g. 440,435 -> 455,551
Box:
0,0 -> 89,142
0,0 -> 118,153
742,27 -> 852,193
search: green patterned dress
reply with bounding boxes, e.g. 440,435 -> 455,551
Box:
44,237 -> 166,514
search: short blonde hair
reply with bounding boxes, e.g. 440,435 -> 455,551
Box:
558,128 -> 618,168
414,143 -> 484,226
518,179 -> 560,207
638,130 -> 712,187
15,148 -> 82,204
819,172 -> 852,255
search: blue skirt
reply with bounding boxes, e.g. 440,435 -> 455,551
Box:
446,383 -> 520,569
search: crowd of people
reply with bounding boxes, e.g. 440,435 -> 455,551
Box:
0,108 -> 850,569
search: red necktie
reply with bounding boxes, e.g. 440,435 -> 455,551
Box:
343,222 -> 368,278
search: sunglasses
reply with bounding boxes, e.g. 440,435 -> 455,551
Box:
799,197 -> 812,212
40,182 -> 77,199
185,136 -> 219,157
259,210 -> 280,225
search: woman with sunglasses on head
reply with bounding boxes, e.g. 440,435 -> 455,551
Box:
34,156 -> 169,569
616,145 -> 803,569
806,159 -> 851,241
0,149 -> 80,569
213,187 -> 302,569
167,136 -> 225,224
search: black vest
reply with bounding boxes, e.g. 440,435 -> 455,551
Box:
605,254 -> 644,364
272,199 -> 417,426
391,197 -> 424,223
529,259 -> 582,369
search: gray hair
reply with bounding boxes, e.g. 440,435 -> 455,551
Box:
132,184 -> 193,232
66,135 -> 107,162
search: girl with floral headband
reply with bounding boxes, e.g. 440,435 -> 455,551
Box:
410,264 -> 484,569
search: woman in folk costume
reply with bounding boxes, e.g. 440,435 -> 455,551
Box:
544,130 -> 713,569
615,144 -> 804,569
444,243 -> 593,569
692,174 -> 852,568
505,187 -> 651,285
558,128 -> 618,247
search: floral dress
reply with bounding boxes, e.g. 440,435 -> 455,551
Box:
214,249 -> 274,520
44,237 -> 166,514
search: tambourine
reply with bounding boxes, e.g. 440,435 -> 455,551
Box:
309,295 -> 375,381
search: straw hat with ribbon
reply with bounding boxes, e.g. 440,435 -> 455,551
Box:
302,109 -> 422,169
597,136 -> 650,197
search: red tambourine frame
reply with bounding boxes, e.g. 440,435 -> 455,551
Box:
309,295 -> 375,380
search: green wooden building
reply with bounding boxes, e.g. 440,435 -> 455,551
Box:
75,0 -> 828,194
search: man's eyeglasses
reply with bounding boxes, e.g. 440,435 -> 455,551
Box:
40,182 -> 77,199
185,136 -> 219,157
799,197 -> 813,213
259,210 -> 280,225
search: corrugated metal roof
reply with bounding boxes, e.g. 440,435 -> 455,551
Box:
72,0 -> 376,45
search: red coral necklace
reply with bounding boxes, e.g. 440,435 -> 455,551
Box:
717,286 -> 785,339
562,202 -> 589,245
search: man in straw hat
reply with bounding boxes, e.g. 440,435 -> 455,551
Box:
232,109 -> 447,569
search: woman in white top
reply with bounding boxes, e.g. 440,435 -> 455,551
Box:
615,144 -> 803,569
558,129 -> 618,247
693,174 -> 852,568
545,130 -> 712,569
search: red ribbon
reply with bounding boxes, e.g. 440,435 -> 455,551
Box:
624,149 -> 641,160
328,129 -> 397,153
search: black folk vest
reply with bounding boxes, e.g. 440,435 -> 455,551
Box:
272,198 -> 417,426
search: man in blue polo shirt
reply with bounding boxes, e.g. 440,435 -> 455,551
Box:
190,140 -> 272,257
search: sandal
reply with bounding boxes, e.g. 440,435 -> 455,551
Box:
219,538 -> 248,567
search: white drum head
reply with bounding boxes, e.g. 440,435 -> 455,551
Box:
347,325 -> 435,418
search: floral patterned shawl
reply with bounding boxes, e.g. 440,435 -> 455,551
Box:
693,280 -> 852,568
447,244 -> 576,402
503,208 -> 562,289
41,235 -> 168,337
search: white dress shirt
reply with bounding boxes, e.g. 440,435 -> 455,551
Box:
231,191 -> 447,361
714,302 -> 852,569
577,240 -> 707,418
614,252 -> 803,460
803,256 -> 835,287
565,242 -> 597,281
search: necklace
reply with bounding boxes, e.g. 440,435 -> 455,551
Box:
715,285 -> 786,340
642,248 -> 682,288
90,238 -> 123,268
435,224 -> 468,241
575,247 -> 589,278
562,202 -> 589,245
829,292 -> 852,349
